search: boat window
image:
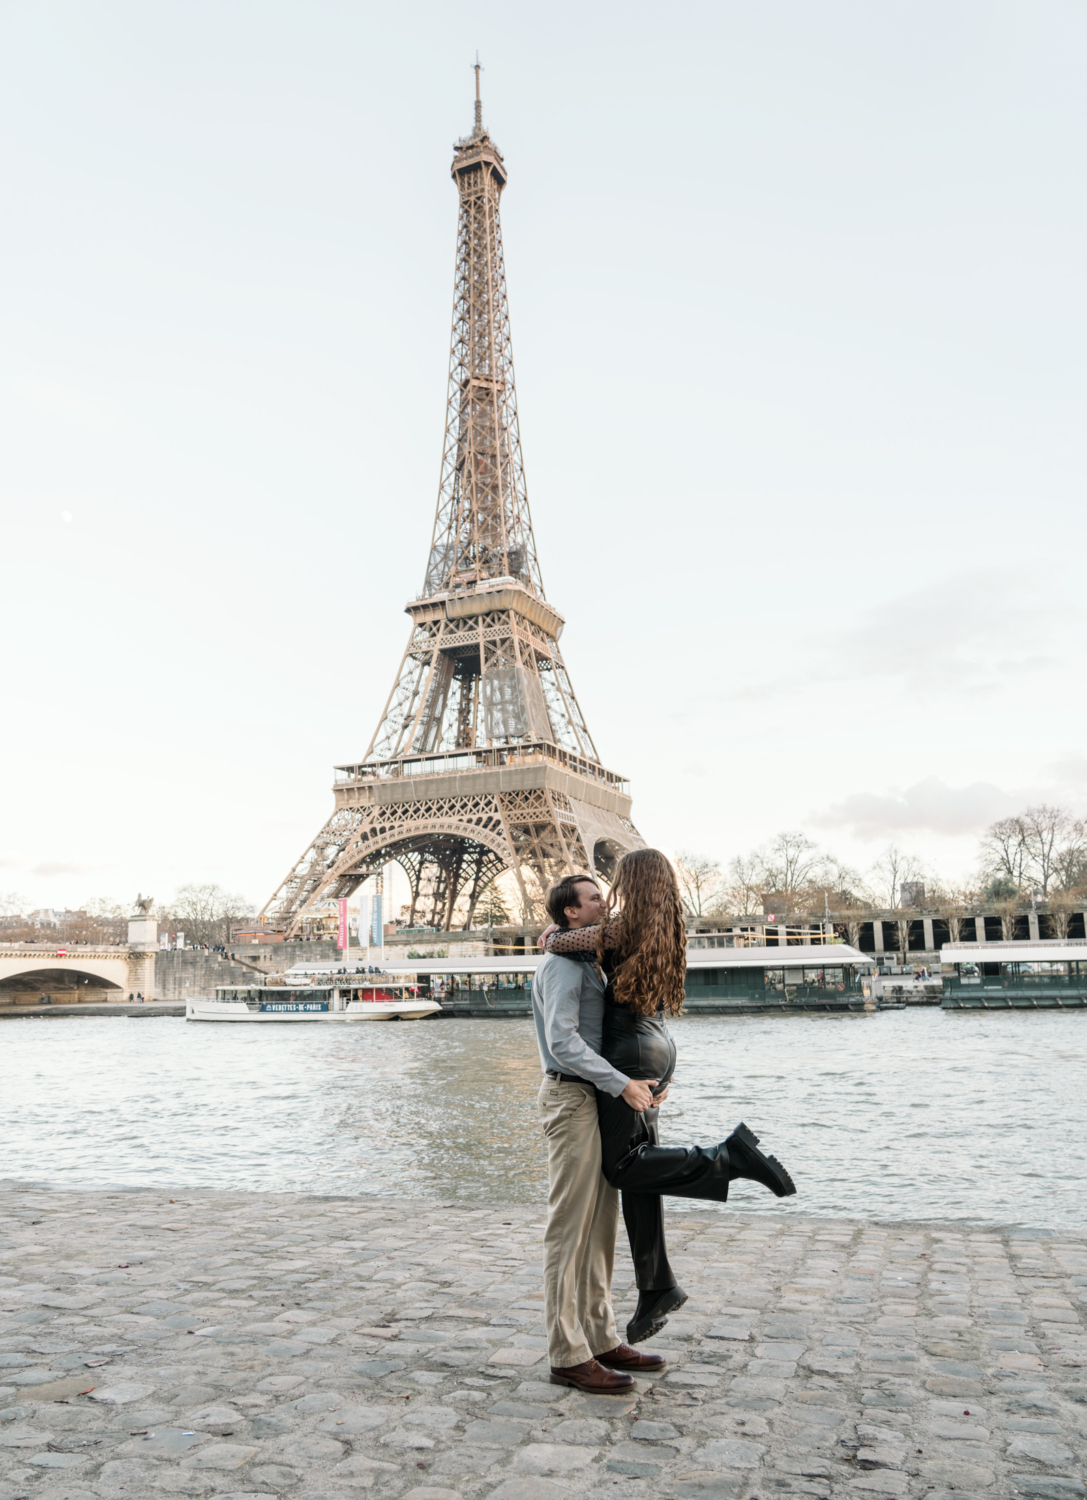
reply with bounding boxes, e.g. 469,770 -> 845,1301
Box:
764,969 -> 784,990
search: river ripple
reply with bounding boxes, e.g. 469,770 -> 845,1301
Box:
1,1009 -> 1084,1231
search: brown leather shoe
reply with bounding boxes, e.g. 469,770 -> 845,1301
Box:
596,1342 -> 666,1371
549,1357 -> 636,1392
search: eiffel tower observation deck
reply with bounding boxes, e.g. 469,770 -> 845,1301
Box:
263,70 -> 644,934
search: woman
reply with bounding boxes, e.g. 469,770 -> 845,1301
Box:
543,848 -> 796,1343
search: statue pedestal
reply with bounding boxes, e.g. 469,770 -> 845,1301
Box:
127,910 -> 158,999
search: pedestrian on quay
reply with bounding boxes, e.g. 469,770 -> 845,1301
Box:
541,849 -> 797,1345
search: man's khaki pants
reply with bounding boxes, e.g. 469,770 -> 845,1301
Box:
538,1077 -> 620,1368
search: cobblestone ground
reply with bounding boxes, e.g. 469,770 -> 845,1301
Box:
1,1186 -> 1085,1500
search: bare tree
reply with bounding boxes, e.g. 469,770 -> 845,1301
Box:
1052,817 -> 1087,893
760,832 -> 820,906
724,853 -> 765,917
1045,895 -> 1074,940
803,854 -> 865,916
994,898 -> 1018,941
84,897 -> 125,921
164,884 -> 253,948
1020,805 -> 1070,897
895,913 -> 914,960
837,916 -> 863,948
720,836 -> 863,921
868,845 -> 926,909
978,815 -> 1028,891
0,892 -> 27,920
675,852 -> 724,918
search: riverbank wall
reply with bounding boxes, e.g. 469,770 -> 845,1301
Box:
152,942 -> 343,1000
0,1181 -> 1084,1500
0,1000 -> 183,1020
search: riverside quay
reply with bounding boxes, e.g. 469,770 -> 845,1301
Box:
1,1184 -> 1086,1500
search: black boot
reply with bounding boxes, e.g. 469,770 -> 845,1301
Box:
726,1122 -> 796,1197
626,1285 -> 688,1344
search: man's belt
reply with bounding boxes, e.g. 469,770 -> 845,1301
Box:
545,1069 -> 586,1084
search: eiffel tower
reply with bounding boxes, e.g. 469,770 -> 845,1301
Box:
262,69 -> 644,935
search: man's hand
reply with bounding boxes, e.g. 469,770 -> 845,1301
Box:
621,1078 -> 658,1113
537,922 -> 560,950
653,1083 -> 670,1105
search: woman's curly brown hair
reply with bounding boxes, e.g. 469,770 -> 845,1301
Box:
596,848 -> 687,1016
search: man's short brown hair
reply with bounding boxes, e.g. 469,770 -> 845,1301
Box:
546,874 -> 599,928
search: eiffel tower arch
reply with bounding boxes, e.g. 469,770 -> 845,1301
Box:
262,69 -> 644,935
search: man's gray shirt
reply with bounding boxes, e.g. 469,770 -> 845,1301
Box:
532,951 -> 629,1098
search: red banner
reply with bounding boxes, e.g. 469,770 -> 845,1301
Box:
337,899 -> 348,951
57,947 -> 68,958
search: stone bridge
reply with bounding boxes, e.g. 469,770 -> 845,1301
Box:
0,944 -> 154,1006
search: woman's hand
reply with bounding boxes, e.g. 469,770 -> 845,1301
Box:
537,922 -> 560,949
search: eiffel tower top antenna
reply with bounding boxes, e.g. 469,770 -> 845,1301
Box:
473,53 -> 483,133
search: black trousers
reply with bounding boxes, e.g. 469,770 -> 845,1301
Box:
598,1005 -> 732,1291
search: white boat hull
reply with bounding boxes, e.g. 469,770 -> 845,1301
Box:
186,999 -> 442,1023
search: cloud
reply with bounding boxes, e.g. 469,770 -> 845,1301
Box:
813,776 -> 1017,841
29,861 -> 94,877
1043,754 -> 1087,790
732,569 -> 1082,703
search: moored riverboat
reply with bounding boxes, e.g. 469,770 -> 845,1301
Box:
187,962 -> 442,1022
683,943 -> 873,1013
941,940 -> 1087,1008
394,944 -> 874,1016
187,943 -> 876,1022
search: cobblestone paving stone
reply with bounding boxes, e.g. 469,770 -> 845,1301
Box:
1,1185 -> 1086,1500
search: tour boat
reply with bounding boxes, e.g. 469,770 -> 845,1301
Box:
941,939 -> 1087,1008
186,962 -> 441,1022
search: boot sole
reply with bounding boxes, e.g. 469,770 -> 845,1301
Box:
549,1370 -> 635,1391
626,1286 -> 689,1344
731,1122 -> 797,1197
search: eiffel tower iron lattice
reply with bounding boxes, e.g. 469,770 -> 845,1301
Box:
262,71 -> 644,935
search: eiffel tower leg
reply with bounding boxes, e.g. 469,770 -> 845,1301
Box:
441,845 -> 465,930
414,858 -> 444,931
460,847 -> 496,930
395,851 -> 425,928
458,852 -> 488,930
493,797 -> 536,923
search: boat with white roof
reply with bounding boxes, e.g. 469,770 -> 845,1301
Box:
941,940 -> 1087,1008
186,961 -> 442,1022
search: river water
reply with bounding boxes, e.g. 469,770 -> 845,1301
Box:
2,1010 -> 1084,1232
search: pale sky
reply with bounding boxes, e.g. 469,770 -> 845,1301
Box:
2,0 -> 1085,916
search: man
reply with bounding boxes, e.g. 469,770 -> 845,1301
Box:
532,873 -> 666,1393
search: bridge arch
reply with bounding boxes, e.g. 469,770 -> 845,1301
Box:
0,961 -> 127,1005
